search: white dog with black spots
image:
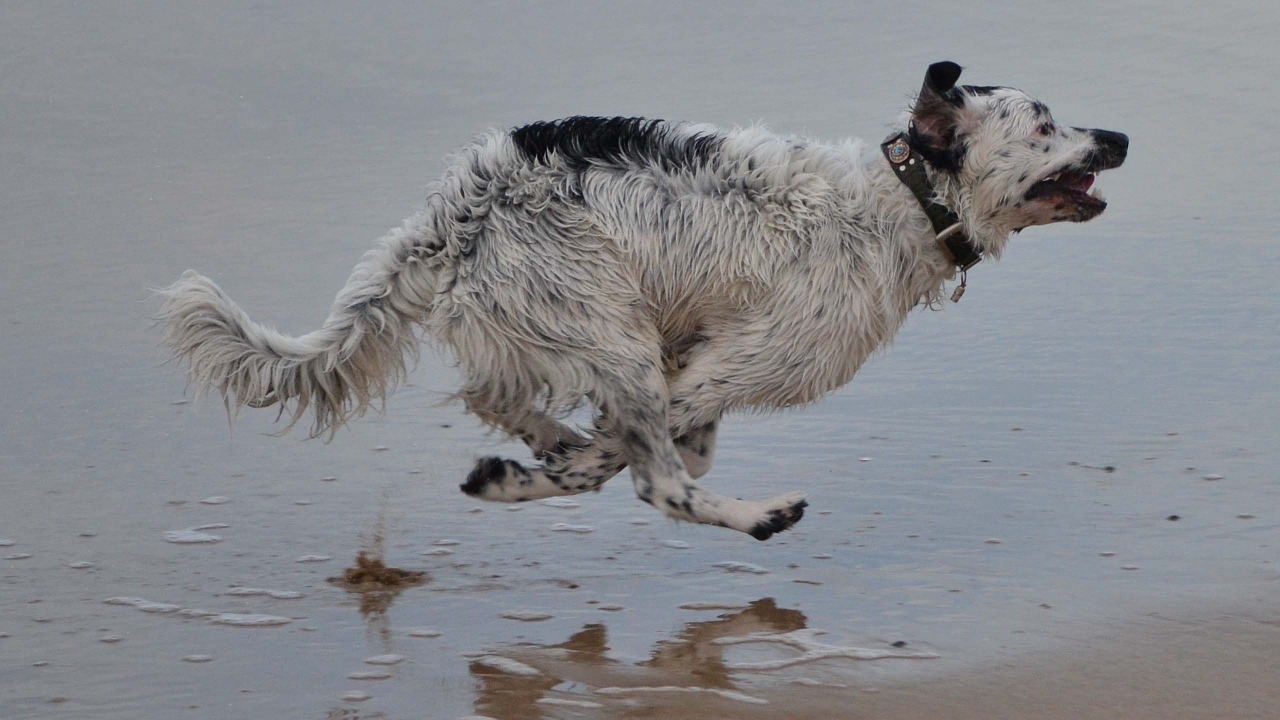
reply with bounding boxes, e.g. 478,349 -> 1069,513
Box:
158,62 -> 1127,540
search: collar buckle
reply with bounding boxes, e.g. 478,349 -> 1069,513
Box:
880,132 -> 984,277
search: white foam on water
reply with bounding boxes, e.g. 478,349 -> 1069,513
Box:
68,561 -> 95,569
163,527 -> 223,544
182,655 -> 214,663
104,597 -> 181,614
210,613 -> 292,627
1203,473 -> 1225,481
408,629 -> 442,638
105,597 -> 291,627
224,587 -> 303,600
340,690 -> 372,702
192,524 -> 230,530
789,677 -> 848,688
98,635 -> 123,643
471,655 -> 542,676
176,609 -> 218,619
713,561 -> 769,574
712,629 -> 939,670
537,697 -> 604,708
294,555 -> 331,563
364,654 -> 405,665
678,602 -> 749,611
595,685 -> 768,705
501,611 -> 553,622
663,540 -> 691,549
434,539 -> 461,546
421,548 -> 453,556
348,670 -> 393,680
550,523 -> 594,533
199,496 -> 229,505
539,498 -> 580,508
0,539 -> 14,546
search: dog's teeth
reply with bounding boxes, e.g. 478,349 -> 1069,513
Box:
1090,187 -> 1105,201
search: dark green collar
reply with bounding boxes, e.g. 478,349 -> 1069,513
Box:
881,132 -> 982,273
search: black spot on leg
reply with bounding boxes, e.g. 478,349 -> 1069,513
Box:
623,430 -> 651,455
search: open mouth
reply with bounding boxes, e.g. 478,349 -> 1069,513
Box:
1024,167 -> 1108,221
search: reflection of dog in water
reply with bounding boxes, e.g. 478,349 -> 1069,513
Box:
469,598 -> 805,717
158,62 -> 1126,539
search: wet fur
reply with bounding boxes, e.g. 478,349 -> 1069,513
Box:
156,62 -> 1125,539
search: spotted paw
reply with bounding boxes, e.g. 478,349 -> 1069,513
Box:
459,457 -> 531,500
748,495 -> 808,541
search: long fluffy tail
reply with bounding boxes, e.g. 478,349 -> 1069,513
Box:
155,212 -> 441,439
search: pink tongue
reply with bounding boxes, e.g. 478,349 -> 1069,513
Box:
1072,173 -> 1096,192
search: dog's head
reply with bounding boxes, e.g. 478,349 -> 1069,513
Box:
906,62 -> 1127,256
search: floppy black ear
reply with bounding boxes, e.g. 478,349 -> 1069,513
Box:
910,61 -> 964,155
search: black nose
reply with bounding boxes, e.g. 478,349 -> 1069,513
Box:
1077,128 -> 1128,170
1092,129 -> 1129,152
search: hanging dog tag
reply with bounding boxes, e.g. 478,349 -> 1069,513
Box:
950,270 -> 968,303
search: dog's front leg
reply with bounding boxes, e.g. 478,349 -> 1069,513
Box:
600,364 -> 806,541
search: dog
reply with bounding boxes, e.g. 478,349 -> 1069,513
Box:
157,62 -> 1127,540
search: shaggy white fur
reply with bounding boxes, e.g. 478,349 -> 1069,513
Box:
157,62 -> 1126,540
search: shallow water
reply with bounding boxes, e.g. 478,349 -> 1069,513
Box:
3,2 -> 1280,719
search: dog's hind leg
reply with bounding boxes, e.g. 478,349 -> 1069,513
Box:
459,427 -> 625,503
465,400 -> 588,460
462,412 -> 719,502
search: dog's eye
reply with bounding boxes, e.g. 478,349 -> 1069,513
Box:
1036,122 -> 1055,136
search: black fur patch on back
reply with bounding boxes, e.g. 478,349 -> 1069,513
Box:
510,116 -> 722,173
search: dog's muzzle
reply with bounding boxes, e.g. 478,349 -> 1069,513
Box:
1080,128 -> 1129,172
1025,128 -> 1128,222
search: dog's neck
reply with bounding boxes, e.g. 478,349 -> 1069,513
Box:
880,134 -> 982,274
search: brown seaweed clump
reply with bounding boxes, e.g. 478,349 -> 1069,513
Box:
328,551 -> 427,616
332,551 -> 426,590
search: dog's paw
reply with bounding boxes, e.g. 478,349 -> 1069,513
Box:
748,493 -> 808,541
460,456 -> 532,500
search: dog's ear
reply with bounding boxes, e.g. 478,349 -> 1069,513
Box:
906,60 -> 962,169
910,61 -> 964,156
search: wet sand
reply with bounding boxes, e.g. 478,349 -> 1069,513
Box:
3,2 -> 1280,719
